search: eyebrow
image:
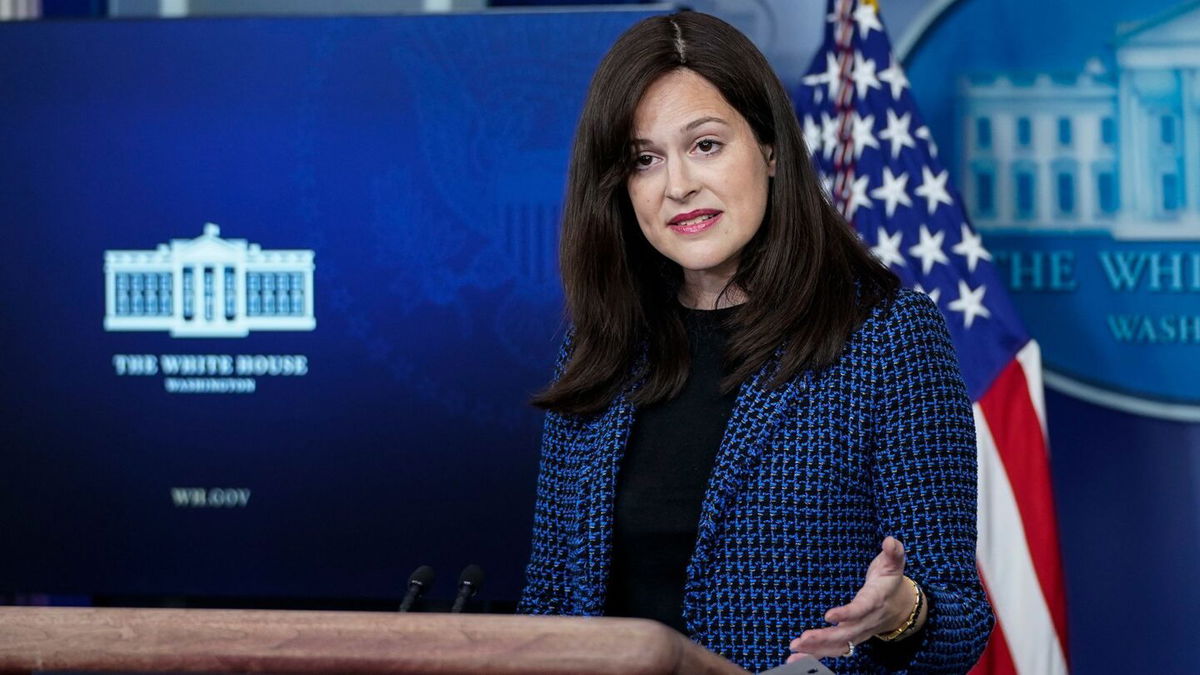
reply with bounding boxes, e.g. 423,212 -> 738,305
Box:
683,115 -> 729,132
632,116 -> 731,147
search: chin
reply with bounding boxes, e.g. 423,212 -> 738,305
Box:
669,250 -> 738,275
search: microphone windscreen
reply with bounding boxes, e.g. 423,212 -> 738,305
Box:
409,565 -> 435,587
458,564 -> 484,588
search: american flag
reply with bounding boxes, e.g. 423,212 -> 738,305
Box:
794,1 -> 1069,673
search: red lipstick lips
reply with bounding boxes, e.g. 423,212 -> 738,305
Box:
668,209 -> 722,234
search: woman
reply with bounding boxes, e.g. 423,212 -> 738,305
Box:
518,11 -> 992,674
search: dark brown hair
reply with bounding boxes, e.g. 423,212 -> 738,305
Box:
533,11 -> 898,416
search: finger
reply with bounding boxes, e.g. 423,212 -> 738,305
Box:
867,536 -> 907,578
792,626 -> 866,658
786,652 -> 812,663
884,536 -> 906,562
794,636 -> 854,658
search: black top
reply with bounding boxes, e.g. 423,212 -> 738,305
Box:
605,305 -> 738,633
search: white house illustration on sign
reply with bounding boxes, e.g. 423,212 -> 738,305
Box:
959,0 -> 1200,239
104,223 -> 316,338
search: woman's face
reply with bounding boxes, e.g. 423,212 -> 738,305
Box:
626,68 -> 775,294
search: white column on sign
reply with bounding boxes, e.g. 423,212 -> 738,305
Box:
105,260 -> 116,320
304,266 -> 315,319
173,262 -> 185,328
213,264 -> 226,325
192,264 -> 205,325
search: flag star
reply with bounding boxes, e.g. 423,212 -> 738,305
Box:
851,51 -> 881,101
869,167 -> 912,217
845,172 -> 873,220
820,112 -> 839,160
851,112 -> 879,159
915,126 -> 938,158
952,222 -> 993,273
870,227 -> 906,268
853,3 -> 883,39
914,166 -> 953,214
803,51 -> 841,101
914,282 -> 942,306
878,109 -> 916,158
803,115 -> 822,157
908,224 -> 950,274
878,57 -> 910,101
947,280 -> 991,328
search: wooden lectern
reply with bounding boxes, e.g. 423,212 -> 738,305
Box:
0,607 -> 749,674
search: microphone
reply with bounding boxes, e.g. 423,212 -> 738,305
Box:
449,564 -> 484,613
398,565 -> 435,613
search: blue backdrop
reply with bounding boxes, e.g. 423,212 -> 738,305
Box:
0,10 -> 658,604
6,5 -> 1200,671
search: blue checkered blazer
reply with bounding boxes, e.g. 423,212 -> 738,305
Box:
518,289 -> 993,673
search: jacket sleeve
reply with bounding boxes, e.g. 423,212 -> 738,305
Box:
516,331 -> 582,615
867,291 -> 994,672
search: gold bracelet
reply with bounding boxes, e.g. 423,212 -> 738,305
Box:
874,576 -> 923,642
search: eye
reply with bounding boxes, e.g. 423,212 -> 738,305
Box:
633,153 -> 660,171
695,138 -> 723,154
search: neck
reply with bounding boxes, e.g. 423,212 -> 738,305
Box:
679,268 -> 746,310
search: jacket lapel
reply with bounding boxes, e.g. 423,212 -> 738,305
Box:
571,390 -> 636,615
684,363 -> 807,630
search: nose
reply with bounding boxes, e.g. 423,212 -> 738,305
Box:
664,159 -> 699,203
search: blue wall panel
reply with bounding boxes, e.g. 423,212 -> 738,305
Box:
0,11 -> 658,603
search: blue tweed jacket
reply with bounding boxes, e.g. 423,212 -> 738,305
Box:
518,289 -> 993,673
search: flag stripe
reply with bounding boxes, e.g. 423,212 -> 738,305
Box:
971,572 -> 1019,675
975,401 -> 1069,675
1014,340 -> 1048,439
979,354 -> 1070,651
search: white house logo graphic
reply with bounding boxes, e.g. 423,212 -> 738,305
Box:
946,0 -> 1200,420
104,224 -> 315,338
959,7 -> 1200,238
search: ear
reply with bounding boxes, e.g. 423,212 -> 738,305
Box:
764,145 -> 776,177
